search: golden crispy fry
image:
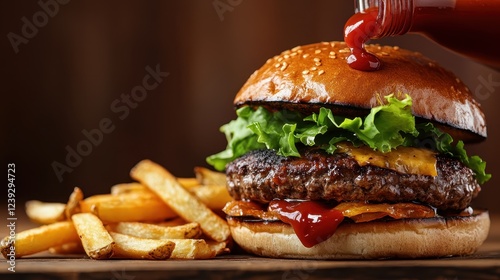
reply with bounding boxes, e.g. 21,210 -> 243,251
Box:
110,232 -> 175,260
207,240 -> 231,256
194,167 -> 226,186
109,222 -> 202,239
65,187 -> 84,219
130,160 -> 230,242
110,182 -> 148,195
71,213 -> 115,259
11,160 -> 232,261
168,239 -> 215,259
49,242 -> 85,255
81,192 -> 155,208
80,193 -> 177,223
25,200 -> 66,224
156,217 -> 188,227
1,221 -> 79,258
190,185 -> 233,211
177,177 -> 200,190
110,181 -> 203,196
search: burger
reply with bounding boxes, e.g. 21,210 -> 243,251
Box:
206,41 -> 491,259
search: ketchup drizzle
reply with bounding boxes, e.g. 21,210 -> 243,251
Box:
344,7 -> 381,71
268,200 -> 344,248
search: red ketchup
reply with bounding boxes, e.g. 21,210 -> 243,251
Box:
344,7 -> 381,71
268,200 -> 344,248
344,0 -> 500,71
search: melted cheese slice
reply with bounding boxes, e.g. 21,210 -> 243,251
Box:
336,143 -> 437,176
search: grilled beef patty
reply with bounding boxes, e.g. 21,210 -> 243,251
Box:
225,148 -> 480,211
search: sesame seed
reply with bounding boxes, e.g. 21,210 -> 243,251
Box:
329,55 -> 337,59
292,46 -> 301,51
302,53 -> 310,59
315,49 -> 321,54
266,58 -> 272,64
313,58 -> 321,62
297,49 -> 303,54
274,63 -> 281,68
283,50 -> 291,55
291,52 -> 298,57
330,42 -> 336,47
393,46 -> 400,50
329,51 -> 336,56
318,70 -> 325,75
310,66 -> 317,71
338,49 -> 350,53
302,70 -> 310,75
284,54 -> 290,59
455,78 -> 461,83
322,42 -> 329,45
281,62 -> 288,71
379,52 -> 389,56
278,57 -> 284,62
315,62 -> 322,66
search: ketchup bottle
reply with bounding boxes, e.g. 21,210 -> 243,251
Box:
345,0 -> 500,71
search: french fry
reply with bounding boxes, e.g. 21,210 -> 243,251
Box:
4,160 -> 233,261
81,192 -> 156,208
156,217 -> 188,227
80,193 -> 177,223
25,200 -> 66,224
177,177 -> 200,190
110,182 -> 148,195
108,222 -> 202,239
194,167 -> 226,186
189,185 -> 233,211
1,221 -> 79,258
65,187 -> 84,219
71,213 -> 115,259
130,160 -> 231,242
168,239 -> 215,259
207,240 -> 231,256
110,232 -> 175,260
49,242 -> 85,255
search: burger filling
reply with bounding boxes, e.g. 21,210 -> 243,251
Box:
207,94 -> 490,248
223,200 -> 447,248
225,148 -> 479,211
207,94 -> 490,184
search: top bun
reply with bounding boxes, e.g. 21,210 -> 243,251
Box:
234,41 -> 486,142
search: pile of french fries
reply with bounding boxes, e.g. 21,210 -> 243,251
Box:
1,160 -> 234,260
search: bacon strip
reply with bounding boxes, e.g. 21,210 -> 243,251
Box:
223,200 -> 437,223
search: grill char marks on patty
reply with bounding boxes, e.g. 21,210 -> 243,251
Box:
225,148 -> 480,212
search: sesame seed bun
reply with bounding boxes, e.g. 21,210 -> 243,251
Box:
234,41 -> 486,142
227,210 -> 490,259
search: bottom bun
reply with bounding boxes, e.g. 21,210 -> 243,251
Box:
227,210 -> 490,259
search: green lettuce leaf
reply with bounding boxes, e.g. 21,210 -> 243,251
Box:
206,94 -> 490,184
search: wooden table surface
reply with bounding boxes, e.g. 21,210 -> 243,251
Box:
1,211 -> 499,280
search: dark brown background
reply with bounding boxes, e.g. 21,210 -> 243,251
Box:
2,1 -> 499,212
